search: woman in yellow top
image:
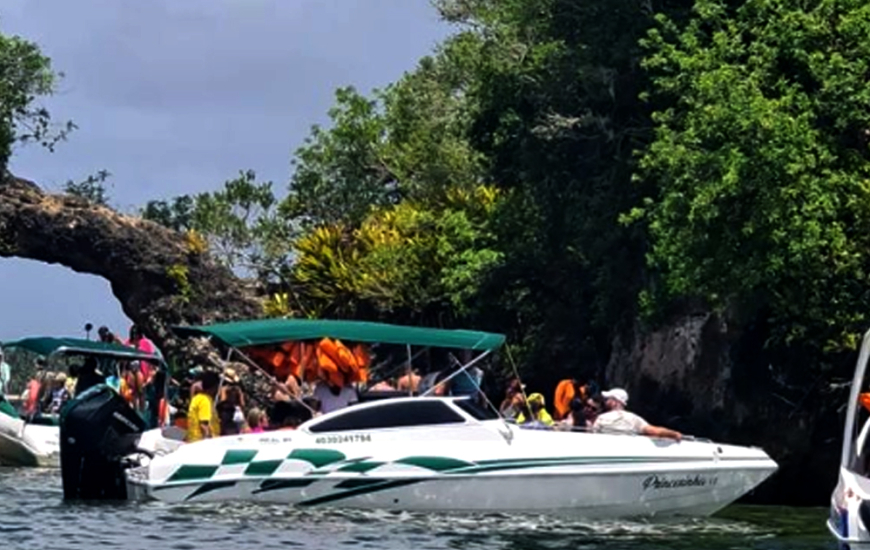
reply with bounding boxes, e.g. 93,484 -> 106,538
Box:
186,371 -> 221,442
516,393 -> 555,426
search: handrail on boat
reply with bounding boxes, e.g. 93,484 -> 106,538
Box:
509,420 -> 714,443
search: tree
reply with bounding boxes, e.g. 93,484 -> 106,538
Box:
288,185 -> 503,321
0,29 -> 75,169
418,0 -> 690,375
635,0 -> 870,359
286,66 -> 485,229
140,194 -> 195,232
63,169 -> 111,206
142,170 -> 291,279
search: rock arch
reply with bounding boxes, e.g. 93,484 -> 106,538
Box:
0,174 -> 262,356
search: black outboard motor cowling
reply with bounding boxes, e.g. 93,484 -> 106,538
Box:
60,384 -> 147,501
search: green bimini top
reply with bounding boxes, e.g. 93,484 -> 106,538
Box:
172,318 -> 506,352
1,336 -> 160,362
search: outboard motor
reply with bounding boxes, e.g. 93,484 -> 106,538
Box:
60,384 -> 147,500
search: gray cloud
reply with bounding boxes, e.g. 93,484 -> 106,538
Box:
0,0 -> 450,341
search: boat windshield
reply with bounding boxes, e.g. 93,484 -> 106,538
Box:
307,400 -> 467,433
453,397 -> 500,421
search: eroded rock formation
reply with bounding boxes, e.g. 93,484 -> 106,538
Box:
605,310 -> 845,505
0,174 -> 261,355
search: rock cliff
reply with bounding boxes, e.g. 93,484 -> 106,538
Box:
605,310 -> 845,505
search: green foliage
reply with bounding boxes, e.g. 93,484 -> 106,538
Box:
63,169 -> 111,206
166,263 -> 192,302
141,195 -> 195,231
286,87 -> 395,227
143,170 -> 291,278
419,0 -> 680,376
291,185 -> 503,320
0,29 -> 75,168
262,292 -> 293,318
3,346 -> 39,395
133,0 -> 870,386
637,0 -> 870,354
286,57 -> 485,229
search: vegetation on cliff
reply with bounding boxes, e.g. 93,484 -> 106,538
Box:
134,0 -> 870,388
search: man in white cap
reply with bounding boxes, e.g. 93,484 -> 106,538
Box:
592,387 -> 682,441
0,347 -> 10,396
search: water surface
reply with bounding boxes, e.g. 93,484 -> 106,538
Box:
0,467 -> 832,550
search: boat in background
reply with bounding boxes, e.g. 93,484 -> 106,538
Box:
829,329 -> 870,548
0,395 -> 58,467
0,336 -> 162,468
61,318 -> 778,517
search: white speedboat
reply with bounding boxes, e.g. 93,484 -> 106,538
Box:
829,329 -> 870,547
121,395 -> 775,516
0,400 -> 59,467
61,318 -> 778,518
0,335 -> 164,468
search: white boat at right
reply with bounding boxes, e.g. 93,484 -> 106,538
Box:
829,329 -> 870,548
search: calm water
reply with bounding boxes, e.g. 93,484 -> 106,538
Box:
0,467 -> 833,550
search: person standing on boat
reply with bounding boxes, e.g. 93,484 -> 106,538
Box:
74,356 -> 105,397
312,378 -> 357,414
499,378 -> 525,419
47,372 -> 70,414
125,325 -> 159,378
21,360 -> 45,417
0,347 -> 10,396
186,371 -> 220,442
592,388 -> 682,441
98,326 -> 123,345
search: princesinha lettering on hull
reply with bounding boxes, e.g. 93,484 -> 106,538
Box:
642,474 -> 718,491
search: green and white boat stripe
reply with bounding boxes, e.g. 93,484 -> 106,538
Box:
153,448 -> 761,503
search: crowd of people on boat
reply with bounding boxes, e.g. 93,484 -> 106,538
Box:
1,325 -> 167,422
498,378 -> 682,440
1,323 -> 681,443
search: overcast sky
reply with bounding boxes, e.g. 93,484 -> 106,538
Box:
0,0 -> 451,342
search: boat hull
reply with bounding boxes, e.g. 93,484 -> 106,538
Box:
127,427 -> 777,518
132,464 -> 773,518
0,414 -> 59,467
828,467 -> 870,549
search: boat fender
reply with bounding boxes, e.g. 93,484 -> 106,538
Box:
316,339 -> 346,387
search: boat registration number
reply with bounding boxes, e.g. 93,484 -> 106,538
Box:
314,434 -> 372,445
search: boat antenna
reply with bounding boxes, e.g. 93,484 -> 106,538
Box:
504,345 -> 530,409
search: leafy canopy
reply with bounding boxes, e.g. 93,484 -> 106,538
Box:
0,28 -> 74,169
636,0 -> 870,353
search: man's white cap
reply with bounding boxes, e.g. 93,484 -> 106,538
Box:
601,388 -> 628,406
